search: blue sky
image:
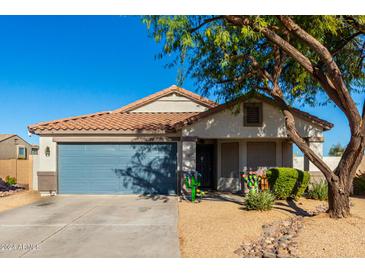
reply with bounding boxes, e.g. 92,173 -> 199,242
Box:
0,16 -> 363,155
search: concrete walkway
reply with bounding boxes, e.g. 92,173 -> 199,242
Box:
0,195 -> 179,258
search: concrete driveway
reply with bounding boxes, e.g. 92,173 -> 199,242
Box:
0,195 -> 179,258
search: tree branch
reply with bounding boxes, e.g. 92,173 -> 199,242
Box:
277,16 -> 362,129
216,72 -> 254,84
343,16 -> 365,34
224,16 -> 354,119
331,31 -> 362,56
189,16 -> 224,33
272,45 -> 286,88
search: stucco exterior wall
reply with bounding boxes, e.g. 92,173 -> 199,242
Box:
182,100 -> 323,139
294,155 -> 340,172
131,93 -> 208,113
182,141 -> 196,172
38,137 -> 57,172
304,141 -> 324,171
32,154 -> 39,190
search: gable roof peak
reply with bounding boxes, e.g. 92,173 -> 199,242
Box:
174,92 -> 333,131
112,85 -> 218,113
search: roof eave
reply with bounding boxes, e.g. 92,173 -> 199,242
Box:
29,128 -> 178,136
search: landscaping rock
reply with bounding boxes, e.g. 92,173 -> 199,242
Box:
235,205 -> 327,258
0,178 -> 25,197
263,251 -> 276,258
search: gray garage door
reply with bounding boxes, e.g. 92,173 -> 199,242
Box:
58,143 -> 177,195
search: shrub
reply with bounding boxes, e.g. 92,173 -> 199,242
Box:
5,176 -> 17,186
353,173 -> 365,195
307,180 -> 328,201
266,167 -> 310,199
244,191 -> 275,211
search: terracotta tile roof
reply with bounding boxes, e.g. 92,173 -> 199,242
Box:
28,88 -> 333,135
113,85 -> 218,113
28,85 -> 216,134
28,112 -> 200,134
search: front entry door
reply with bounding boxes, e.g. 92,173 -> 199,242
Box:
196,144 -> 215,189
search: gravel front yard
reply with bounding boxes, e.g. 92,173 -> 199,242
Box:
296,196 -> 365,257
0,191 -> 42,213
178,195 -> 365,258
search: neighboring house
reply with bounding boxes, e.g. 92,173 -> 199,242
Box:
28,85 -> 333,195
0,134 -> 37,160
0,134 -> 39,187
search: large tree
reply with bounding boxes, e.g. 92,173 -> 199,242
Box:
144,15 -> 365,218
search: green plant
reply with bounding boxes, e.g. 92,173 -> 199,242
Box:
353,173 -> 365,195
307,180 -> 328,201
266,168 -> 310,200
5,176 -> 17,186
244,191 -> 275,211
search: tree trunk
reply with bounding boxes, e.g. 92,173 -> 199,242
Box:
327,177 -> 351,218
281,101 -> 356,219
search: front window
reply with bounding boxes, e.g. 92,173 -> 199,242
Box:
17,146 -> 27,159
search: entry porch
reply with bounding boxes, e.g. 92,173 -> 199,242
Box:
181,138 -> 294,192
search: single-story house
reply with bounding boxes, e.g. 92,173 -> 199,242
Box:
28,85 -> 333,195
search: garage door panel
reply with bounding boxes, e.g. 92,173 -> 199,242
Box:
58,143 -> 177,195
